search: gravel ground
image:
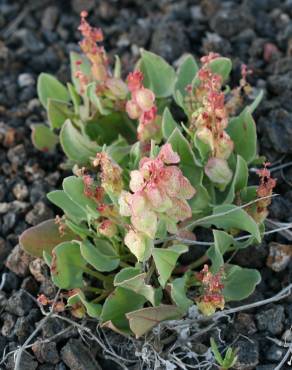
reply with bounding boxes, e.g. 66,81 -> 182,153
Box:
0,0 -> 292,369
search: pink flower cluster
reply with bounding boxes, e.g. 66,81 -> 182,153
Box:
196,264 -> 225,316
119,144 -> 195,258
126,71 -> 160,142
93,152 -> 123,195
78,11 -> 108,83
191,54 -> 233,161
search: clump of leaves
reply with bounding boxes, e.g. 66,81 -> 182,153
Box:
20,13 -> 276,337
210,338 -> 238,370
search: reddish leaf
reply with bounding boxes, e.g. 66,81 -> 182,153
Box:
19,219 -> 78,257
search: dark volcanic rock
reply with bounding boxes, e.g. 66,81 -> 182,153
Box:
233,338 -> 259,369
260,109 -> 292,153
61,338 -> 102,370
150,22 -> 190,62
256,305 -> 285,335
5,289 -> 34,317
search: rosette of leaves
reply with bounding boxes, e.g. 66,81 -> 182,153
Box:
21,49 -> 270,337
32,47 -> 176,166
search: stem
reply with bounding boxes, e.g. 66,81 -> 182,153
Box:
145,259 -> 156,284
92,291 -> 110,304
175,254 -> 209,274
119,261 -> 131,268
83,286 -> 104,294
83,267 -> 111,282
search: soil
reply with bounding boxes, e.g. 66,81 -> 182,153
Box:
0,0 -> 292,369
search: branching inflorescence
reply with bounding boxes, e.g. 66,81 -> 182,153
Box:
20,12 -> 278,338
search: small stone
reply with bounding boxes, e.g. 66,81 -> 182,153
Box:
5,290 -> 34,317
150,22 -> 190,62
233,339 -> 259,369
6,350 -> 38,370
2,212 -> 16,234
267,242 -> 292,271
266,344 -> 286,362
7,144 -> 26,166
256,305 -> 285,335
0,271 -> 19,292
234,313 -> 257,335
25,201 -> 54,225
41,318 -> 67,341
0,291 -> 7,310
5,244 -> 34,277
0,238 -> 11,268
61,338 -> 102,370
210,9 -> 254,38
0,335 -> 7,358
29,258 -> 49,282
21,276 -> 39,295
12,182 -> 29,200
260,109 -> 292,154
32,340 -> 60,364
13,316 -> 34,344
1,313 -> 16,337
55,363 -> 67,370
71,0 -> 95,14
17,73 -> 35,88
41,6 -> 59,31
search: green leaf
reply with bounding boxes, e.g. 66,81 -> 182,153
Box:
153,244 -> 188,288
168,128 -> 200,185
210,338 -> 224,365
222,155 -> 248,204
227,109 -> 257,164
31,124 -> 58,152
70,52 -> 91,94
174,54 -> 199,105
37,73 -> 70,108
47,99 -> 73,129
162,107 -> 180,139
126,305 -> 182,338
65,219 -> 92,239
67,83 -> 81,113
100,287 -> 145,332
197,204 -> 261,242
114,267 -> 158,306
60,119 -> 99,165
79,239 -> 119,272
170,274 -> 193,312
19,219 -> 78,258
47,190 -> 87,223
85,112 -> 136,144
105,136 -> 130,164
87,83 -> 112,115
139,50 -> 176,98
51,241 -> 86,289
205,57 -> 232,81
207,230 -> 234,273
223,265 -> 261,301
62,176 -> 99,218
67,291 -> 102,318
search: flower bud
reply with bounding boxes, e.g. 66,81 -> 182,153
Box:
205,157 -> 232,191
126,99 -> 141,120
127,71 -> 143,92
196,127 -> 214,151
98,219 -> 118,238
133,88 -> 155,112
215,132 -> 234,159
